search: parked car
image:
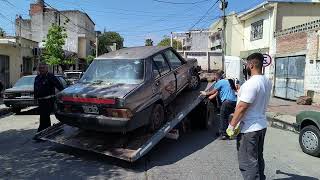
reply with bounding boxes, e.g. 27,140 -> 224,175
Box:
3,75 -> 68,113
55,46 -> 200,133
296,111 -> 320,157
64,71 -> 83,85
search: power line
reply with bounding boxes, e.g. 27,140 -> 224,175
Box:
189,0 -> 219,30
153,0 -> 210,5
43,1 -> 95,36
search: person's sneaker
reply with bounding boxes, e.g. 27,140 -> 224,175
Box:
218,135 -> 229,140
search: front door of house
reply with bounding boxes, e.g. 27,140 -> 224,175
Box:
274,55 -> 305,100
0,55 -> 10,89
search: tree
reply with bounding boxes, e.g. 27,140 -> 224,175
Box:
42,24 -> 74,71
98,31 -> 124,56
145,38 -> 153,46
0,27 -> 5,37
158,37 -> 182,50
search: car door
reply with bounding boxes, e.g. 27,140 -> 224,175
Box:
152,53 -> 176,105
163,49 -> 189,93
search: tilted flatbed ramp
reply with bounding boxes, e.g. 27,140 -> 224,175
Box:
35,82 -> 212,162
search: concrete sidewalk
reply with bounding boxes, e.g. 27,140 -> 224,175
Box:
267,97 -> 320,132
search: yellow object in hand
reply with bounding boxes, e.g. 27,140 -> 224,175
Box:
226,124 -> 241,138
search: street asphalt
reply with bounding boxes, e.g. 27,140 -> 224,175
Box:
0,107 -> 319,180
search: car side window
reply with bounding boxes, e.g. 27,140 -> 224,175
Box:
58,77 -> 67,88
152,54 -> 171,76
164,50 -> 183,69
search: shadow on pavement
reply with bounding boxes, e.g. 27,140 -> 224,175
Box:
275,170 -> 319,180
0,128 -> 144,179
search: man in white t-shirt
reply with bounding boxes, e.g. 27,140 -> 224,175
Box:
227,53 -> 272,180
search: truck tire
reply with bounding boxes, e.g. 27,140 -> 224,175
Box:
148,104 -> 165,132
299,125 -> 320,157
188,73 -> 200,90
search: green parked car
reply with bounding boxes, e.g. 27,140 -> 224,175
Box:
296,111 -> 320,157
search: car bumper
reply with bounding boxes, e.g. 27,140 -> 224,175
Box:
55,111 -> 135,133
3,98 -> 37,107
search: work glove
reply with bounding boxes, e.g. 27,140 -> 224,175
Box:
200,91 -> 207,96
226,123 -> 241,139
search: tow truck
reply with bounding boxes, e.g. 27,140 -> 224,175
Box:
35,83 -> 215,162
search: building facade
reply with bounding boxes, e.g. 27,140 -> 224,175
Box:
274,19 -> 320,103
15,0 -> 95,69
0,37 -> 38,88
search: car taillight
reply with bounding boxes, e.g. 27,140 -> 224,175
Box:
105,108 -> 133,118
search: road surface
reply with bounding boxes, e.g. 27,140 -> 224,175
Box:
0,108 -> 319,179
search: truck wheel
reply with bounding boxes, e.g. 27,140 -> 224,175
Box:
188,73 -> 200,90
149,104 -> 165,132
12,107 -> 21,114
299,125 -> 320,157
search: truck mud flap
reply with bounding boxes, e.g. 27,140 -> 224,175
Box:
35,82 -> 212,162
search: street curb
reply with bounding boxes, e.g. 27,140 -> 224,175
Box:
266,112 -> 299,133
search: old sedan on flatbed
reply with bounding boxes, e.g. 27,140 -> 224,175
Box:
55,46 -> 200,133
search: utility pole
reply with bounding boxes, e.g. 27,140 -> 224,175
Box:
95,31 -> 101,57
220,0 -> 227,72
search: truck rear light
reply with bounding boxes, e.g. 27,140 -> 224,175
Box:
105,108 -> 133,118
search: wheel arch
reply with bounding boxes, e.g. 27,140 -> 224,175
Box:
301,119 -> 320,130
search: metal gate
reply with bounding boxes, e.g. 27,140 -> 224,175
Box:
274,55 -> 305,100
0,55 -> 10,88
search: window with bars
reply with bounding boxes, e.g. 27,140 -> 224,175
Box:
251,20 -> 263,41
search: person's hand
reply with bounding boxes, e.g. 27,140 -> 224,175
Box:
226,124 -> 240,139
200,91 -> 207,96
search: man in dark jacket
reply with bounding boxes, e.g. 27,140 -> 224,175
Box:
34,63 -> 64,132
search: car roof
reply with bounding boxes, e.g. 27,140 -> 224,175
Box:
95,46 -> 170,60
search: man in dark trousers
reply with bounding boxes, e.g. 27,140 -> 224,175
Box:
227,53 -> 272,180
200,70 -> 237,140
34,63 -> 64,133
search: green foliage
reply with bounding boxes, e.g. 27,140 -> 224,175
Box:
85,55 -> 95,64
0,27 -> 5,37
158,37 -> 182,50
43,24 -> 71,67
145,38 -> 153,46
98,31 -> 124,56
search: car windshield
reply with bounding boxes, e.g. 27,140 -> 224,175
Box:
65,72 -> 82,79
13,76 -> 35,88
79,59 -> 144,84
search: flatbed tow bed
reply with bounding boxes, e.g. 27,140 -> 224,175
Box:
35,82 -> 213,162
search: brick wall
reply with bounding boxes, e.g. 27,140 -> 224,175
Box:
276,32 -> 307,55
30,4 -> 43,16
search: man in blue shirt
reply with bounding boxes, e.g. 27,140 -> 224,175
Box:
201,70 -> 237,140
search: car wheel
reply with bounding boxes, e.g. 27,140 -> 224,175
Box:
299,125 -> 320,157
12,107 -> 21,114
188,73 -> 200,90
149,104 -> 165,132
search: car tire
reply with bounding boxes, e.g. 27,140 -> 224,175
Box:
299,125 -> 320,157
188,73 -> 200,90
12,107 -> 21,114
148,104 -> 165,132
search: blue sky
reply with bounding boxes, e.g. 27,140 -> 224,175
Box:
0,0 -> 266,46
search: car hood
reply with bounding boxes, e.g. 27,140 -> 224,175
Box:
5,86 -> 34,93
59,83 -> 139,99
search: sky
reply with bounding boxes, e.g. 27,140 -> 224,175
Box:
0,0 -> 267,47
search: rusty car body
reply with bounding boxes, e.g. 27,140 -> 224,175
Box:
55,46 -> 200,133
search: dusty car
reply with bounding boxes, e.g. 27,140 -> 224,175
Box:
296,111 -> 320,157
64,71 -> 83,85
55,46 -> 200,133
3,75 -> 68,113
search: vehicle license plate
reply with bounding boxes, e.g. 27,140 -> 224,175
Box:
82,105 -> 99,114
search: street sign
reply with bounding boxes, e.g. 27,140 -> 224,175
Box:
263,54 -> 272,67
